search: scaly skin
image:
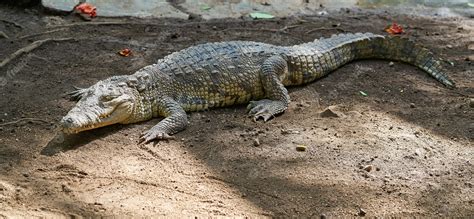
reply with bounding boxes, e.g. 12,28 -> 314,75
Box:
61,33 -> 454,144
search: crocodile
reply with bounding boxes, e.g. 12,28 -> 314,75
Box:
60,32 -> 454,144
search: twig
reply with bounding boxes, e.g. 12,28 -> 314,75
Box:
0,37 -> 73,69
0,118 -> 49,126
306,27 -> 347,34
17,28 -> 67,40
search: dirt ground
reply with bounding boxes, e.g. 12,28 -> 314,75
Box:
0,4 -> 473,218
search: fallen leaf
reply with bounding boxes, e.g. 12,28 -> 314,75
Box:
74,3 -> 97,18
359,91 -> 368,97
118,48 -> 131,57
249,12 -> 274,19
200,4 -> 211,11
385,22 -> 404,35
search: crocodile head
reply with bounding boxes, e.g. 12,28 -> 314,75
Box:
60,76 -> 148,134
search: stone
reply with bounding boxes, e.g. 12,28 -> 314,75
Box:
320,106 -> 341,118
253,138 -> 260,146
296,144 -> 307,152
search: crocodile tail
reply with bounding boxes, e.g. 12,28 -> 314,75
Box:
329,32 -> 455,87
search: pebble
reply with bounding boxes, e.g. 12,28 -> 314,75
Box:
468,44 -> 474,50
469,98 -> 474,108
446,44 -> 453,49
363,165 -> 373,172
296,144 -> 307,152
358,207 -> 367,216
61,184 -> 72,193
253,138 -> 260,146
410,103 -> 416,108
320,107 -> 340,118
389,61 -> 394,67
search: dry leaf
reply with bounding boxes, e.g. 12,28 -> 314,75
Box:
385,23 -> 404,35
74,3 -> 97,18
118,48 -> 131,57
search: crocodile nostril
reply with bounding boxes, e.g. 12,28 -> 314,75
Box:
65,118 -> 74,124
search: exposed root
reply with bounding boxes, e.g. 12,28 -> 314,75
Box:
0,31 -> 8,39
223,26 -> 305,43
306,27 -> 347,34
0,37 -> 73,69
0,19 -> 23,29
17,28 -> 67,40
0,118 -> 49,126
224,25 -> 301,33
49,19 -> 280,28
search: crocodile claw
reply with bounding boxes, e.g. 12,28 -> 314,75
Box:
138,129 -> 175,145
247,99 -> 280,122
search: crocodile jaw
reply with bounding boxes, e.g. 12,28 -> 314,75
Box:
60,79 -> 141,134
61,103 -> 133,134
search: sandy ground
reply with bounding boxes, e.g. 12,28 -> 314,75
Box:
0,5 -> 473,217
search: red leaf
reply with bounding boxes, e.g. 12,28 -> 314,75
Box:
118,48 -> 132,57
385,23 -> 404,35
74,3 -> 97,18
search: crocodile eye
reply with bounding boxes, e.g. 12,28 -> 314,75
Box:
100,95 -> 116,102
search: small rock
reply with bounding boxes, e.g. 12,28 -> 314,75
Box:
317,11 -> 328,16
468,44 -> 474,50
296,101 -> 310,108
410,103 -> 416,108
469,98 -> 474,108
363,165 -> 373,172
389,61 -> 394,67
296,144 -> 307,152
22,173 -> 29,177
320,107 -> 340,118
446,44 -> 453,49
281,129 -> 300,135
212,26 -> 217,30
320,214 -> 327,219
253,138 -> 260,146
466,55 -> 474,61
61,184 -> 72,193
358,207 -> 367,216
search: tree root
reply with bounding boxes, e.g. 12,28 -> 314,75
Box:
0,118 -> 49,126
17,28 -> 67,40
0,37 -> 73,69
0,19 -> 23,29
306,27 -> 347,34
0,31 -> 8,39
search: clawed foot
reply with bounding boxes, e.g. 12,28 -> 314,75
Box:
247,99 -> 286,122
138,129 -> 175,145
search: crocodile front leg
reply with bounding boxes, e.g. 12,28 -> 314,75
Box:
248,56 -> 290,122
139,97 -> 188,144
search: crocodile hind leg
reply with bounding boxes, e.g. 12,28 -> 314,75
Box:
247,56 -> 290,122
139,97 -> 188,144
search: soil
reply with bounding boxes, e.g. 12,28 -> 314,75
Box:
0,5 -> 473,218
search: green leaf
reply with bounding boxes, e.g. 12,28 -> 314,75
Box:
249,12 -> 274,19
359,91 -> 368,97
468,3 -> 474,7
200,4 -> 211,11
